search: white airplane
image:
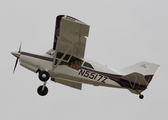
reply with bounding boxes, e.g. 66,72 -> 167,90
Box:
11,15 -> 159,99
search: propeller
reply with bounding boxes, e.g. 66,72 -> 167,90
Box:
11,42 -> 22,73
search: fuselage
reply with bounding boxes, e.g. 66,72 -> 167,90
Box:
18,49 -> 151,93
19,50 -> 123,89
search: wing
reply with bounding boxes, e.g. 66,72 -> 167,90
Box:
53,15 -> 90,58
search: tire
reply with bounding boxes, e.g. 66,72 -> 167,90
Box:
39,71 -> 50,82
37,85 -> 48,96
139,94 -> 144,99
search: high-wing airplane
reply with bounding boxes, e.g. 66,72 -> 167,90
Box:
11,15 -> 159,99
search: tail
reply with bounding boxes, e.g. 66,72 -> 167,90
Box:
115,61 -> 159,97
118,61 -> 160,84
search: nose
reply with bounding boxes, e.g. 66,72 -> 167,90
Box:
11,51 -> 20,58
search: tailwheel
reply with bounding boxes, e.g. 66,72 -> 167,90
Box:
135,89 -> 144,99
38,71 -> 50,82
37,85 -> 48,96
139,94 -> 144,99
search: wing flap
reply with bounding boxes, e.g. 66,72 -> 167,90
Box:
54,77 -> 82,90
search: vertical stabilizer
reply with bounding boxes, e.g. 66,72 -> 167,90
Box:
117,61 -> 160,76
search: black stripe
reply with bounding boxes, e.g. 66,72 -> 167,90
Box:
21,52 -> 53,62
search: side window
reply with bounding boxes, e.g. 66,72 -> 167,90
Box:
54,53 -> 83,70
83,62 -> 94,69
55,52 -> 71,65
63,54 -> 70,61
68,56 -> 83,70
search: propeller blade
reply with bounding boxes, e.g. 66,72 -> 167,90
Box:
13,57 -> 19,73
12,41 -> 22,73
19,41 -> 22,53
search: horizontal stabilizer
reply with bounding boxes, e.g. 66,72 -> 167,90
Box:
121,72 -> 148,86
52,77 -> 82,90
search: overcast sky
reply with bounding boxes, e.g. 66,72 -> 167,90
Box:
1,0 -> 168,120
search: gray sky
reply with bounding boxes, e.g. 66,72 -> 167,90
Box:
1,0 -> 168,119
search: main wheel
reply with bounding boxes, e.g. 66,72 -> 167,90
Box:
39,71 -> 50,82
37,85 -> 48,96
139,94 -> 144,99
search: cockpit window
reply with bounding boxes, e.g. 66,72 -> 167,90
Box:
83,62 -> 94,69
56,52 -> 63,59
56,52 -> 70,61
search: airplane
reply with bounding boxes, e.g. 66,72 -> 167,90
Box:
11,15 -> 159,99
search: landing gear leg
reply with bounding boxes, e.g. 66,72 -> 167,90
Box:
37,82 -> 48,96
37,70 -> 50,96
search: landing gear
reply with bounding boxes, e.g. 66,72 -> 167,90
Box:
37,85 -> 48,96
134,89 -> 144,99
38,71 -> 50,82
139,94 -> 144,99
37,70 -> 50,96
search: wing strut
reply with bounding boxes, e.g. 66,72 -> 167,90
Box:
52,41 -> 74,71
